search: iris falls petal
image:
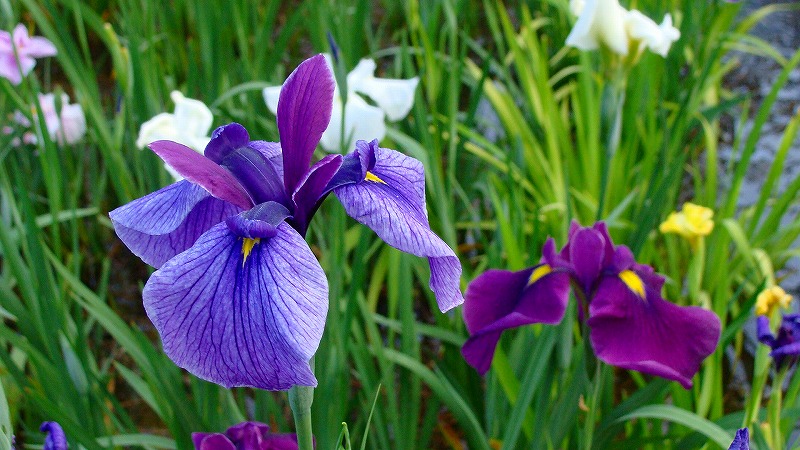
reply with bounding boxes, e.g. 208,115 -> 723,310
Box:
142,222 -> 328,390
334,141 -> 463,312
462,267 -> 571,374
587,273 -> 721,389
110,181 -> 241,268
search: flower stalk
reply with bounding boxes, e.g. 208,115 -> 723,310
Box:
289,358 -> 316,450
596,75 -> 626,220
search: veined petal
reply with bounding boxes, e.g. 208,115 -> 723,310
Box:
728,428 -> 749,450
149,140 -> 252,210
588,273 -> 721,389
220,146 -> 287,206
205,123 -> 251,164
142,222 -> 328,390
319,94 -> 386,153
291,154 -> 343,235
461,267 -> 571,374
334,141 -> 462,311
248,141 -> 283,171
278,54 -> 334,195
110,181 -> 241,268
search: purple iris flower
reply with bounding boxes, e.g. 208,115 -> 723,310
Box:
110,54 -> 462,390
757,313 -> 800,367
462,221 -> 721,388
40,422 -> 67,450
728,428 -> 749,450
192,422 -> 302,450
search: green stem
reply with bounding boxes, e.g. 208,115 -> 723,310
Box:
768,367 -> 788,450
596,76 -> 627,221
582,352 -> 607,450
289,357 -> 316,450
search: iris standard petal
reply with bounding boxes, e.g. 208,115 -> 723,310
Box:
248,140 -> 284,179
333,141 -> 463,312
205,123 -> 251,164
40,422 -> 67,450
291,154 -> 343,235
587,274 -> 721,389
149,140 -> 252,210
192,433 -> 236,450
461,267 -> 571,374
277,54 -> 334,195
728,428 -> 749,450
756,315 -> 776,347
142,222 -> 328,390
568,225 -> 607,292
110,181 -> 241,268
220,146 -> 287,206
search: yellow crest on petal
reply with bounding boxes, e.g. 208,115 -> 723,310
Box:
364,171 -> 386,184
755,286 -> 793,317
241,237 -> 261,266
527,264 -> 552,286
619,270 -> 645,298
659,202 -> 714,241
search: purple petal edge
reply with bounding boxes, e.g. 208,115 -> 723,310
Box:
278,54 -> 334,196
149,140 -> 252,210
110,181 -> 241,268
334,143 -> 463,311
142,222 -> 328,390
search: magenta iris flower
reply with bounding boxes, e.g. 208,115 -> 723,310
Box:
40,422 -> 67,450
192,422 -> 302,450
0,24 -> 57,85
461,221 -> 721,388
757,313 -> 800,367
110,54 -> 462,390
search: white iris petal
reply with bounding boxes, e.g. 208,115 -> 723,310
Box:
136,91 -> 214,180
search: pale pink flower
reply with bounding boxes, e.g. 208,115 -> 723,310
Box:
0,24 -> 57,85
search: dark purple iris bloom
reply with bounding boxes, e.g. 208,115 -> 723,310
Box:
40,422 -> 67,450
192,422 -> 303,450
462,221 -> 721,388
757,313 -> 800,367
110,54 -> 462,390
728,428 -> 749,450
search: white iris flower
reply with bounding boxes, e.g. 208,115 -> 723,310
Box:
137,91 -> 213,180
